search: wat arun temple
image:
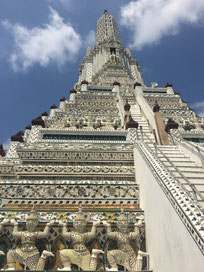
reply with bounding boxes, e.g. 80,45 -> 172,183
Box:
0,10 -> 203,272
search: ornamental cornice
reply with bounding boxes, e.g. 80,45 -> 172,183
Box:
40,139 -> 128,144
40,128 -> 127,136
80,91 -> 116,97
17,142 -> 133,151
12,165 -> 135,175
0,210 -> 144,223
0,178 -> 135,185
0,183 -> 139,200
142,87 -> 168,92
17,150 -> 133,161
1,197 -> 138,208
144,93 -> 180,98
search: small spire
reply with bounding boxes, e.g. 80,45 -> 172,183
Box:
25,125 -> 31,130
50,104 -> 57,109
41,112 -> 48,117
81,80 -> 88,85
70,88 -> 77,94
165,82 -> 173,88
60,96 -> 66,102
11,131 -> 24,142
31,116 -> 45,128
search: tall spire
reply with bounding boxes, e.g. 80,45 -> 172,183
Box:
96,10 -> 121,46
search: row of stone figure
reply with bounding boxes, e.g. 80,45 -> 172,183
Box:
0,208 -> 149,271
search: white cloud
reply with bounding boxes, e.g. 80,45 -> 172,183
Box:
3,138 -> 10,150
59,0 -> 72,9
191,100 -> 204,117
85,30 -> 95,47
3,8 -> 82,72
47,0 -> 72,10
120,0 -> 204,49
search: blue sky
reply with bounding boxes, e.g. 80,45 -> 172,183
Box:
1,0 -> 204,148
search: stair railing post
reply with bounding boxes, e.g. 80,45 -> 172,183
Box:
140,125 -> 143,141
154,143 -> 158,157
136,128 -> 139,141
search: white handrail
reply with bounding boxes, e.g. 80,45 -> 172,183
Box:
135,92 -> 160,144
117,92 -> 125,127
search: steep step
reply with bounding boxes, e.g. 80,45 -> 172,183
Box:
167,166 -> 204,172
159,157 -> 194,162
129,104 -> 155,144
156,145 -> 204,207
178,177 -> 204,184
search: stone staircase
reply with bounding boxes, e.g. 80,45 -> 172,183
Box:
130,104 -> 155,145
156,145 -> 204,208
128,100 -> 204,207
128,101 -> 204,208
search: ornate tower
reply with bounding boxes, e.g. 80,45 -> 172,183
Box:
96,10 -> 121,45
0,10 -> 204,272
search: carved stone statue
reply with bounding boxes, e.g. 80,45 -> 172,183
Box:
5,209 -> 54,270
103,210 -> 147,271
110,53 -> 119,65
93,119 -> 103,130
103,113 -> 114,130
58,207 -> 103,271
124,100 -> 131,129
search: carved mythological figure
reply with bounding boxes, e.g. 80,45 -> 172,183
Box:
58,207 -> 103,271
110,53 -> 119,65
5,208 -> 54,270
124,100 -> 131,129
103,209 -> 147,271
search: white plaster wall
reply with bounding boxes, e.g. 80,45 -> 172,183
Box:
179,141 -> 203,167
134,148 -> 204,272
